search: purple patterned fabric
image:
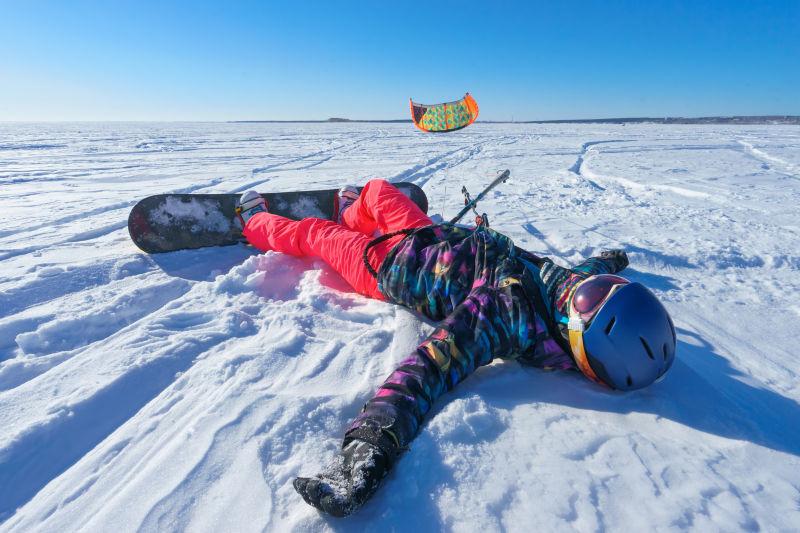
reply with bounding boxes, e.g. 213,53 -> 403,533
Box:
344,224 -> 624,457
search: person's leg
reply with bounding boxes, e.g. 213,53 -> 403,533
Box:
342,179 -> 432,235
243,212 -> 393,300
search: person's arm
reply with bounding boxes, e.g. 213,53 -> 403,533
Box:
536,248 -> 630,341
293,280 -> 535,516
573,249 -> 629,276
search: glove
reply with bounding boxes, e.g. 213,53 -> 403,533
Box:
599,249 -> 629,272
293,439 -> 390,517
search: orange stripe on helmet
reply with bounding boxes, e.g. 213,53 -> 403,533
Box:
568,328 -> 608,387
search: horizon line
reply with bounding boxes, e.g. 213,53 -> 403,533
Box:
231,115 -> 800,125
2,115 -> 799,125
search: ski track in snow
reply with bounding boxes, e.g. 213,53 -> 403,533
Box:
737,139 -> 800,179
0,122 -> 799,532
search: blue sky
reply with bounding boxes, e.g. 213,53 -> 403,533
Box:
1,0 -> 798,121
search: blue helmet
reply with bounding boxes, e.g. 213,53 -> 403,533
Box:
567,276 -> 676,391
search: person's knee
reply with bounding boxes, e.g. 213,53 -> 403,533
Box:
364,178 -> 393,195
366,178 -> 390,187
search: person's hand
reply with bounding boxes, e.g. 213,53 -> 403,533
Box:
600,249 -> 629,272
293,439 -> 390,517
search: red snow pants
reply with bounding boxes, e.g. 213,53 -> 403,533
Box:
242,179 -> 432,300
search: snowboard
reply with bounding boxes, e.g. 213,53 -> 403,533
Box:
128,183 -> 429,253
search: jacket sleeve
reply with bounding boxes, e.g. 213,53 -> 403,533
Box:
573,249 -> 629,276
343,280 -> 535,460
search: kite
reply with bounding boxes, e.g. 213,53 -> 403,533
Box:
410,93 -> 479,133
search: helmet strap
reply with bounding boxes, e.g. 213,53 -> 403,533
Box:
567,316 -> 609,388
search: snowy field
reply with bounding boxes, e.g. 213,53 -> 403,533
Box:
1,122 -> 799,532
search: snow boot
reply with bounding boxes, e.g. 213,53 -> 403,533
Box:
336,186 -> 360,224
236,190 -> 268,226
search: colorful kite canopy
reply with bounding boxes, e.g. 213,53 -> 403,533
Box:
410,93 -> 479,133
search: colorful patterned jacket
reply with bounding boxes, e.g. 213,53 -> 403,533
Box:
344,223 -> 628,460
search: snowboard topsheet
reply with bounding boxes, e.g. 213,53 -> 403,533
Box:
128,183 -> 429,253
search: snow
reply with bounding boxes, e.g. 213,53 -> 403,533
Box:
150,197 -> 234,234
1,122 -> 799,531
265,195 -> 328,220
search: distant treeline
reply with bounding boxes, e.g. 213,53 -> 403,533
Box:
508,116 -> 800,125
233,116 -> 800,125
234,118 -> 409,124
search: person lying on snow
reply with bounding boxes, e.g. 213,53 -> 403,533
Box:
236,179 -> 676,517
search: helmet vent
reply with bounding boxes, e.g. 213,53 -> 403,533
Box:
662,343 -> 668,360
626,375 -> 633,387
640,337 -> 655,360
604,317 -> 616,335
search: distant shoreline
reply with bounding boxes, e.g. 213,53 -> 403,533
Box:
232,116 -> 800,125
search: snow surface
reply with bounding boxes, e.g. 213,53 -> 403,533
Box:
150,197 -> 234,234
1,122 -> 799,532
